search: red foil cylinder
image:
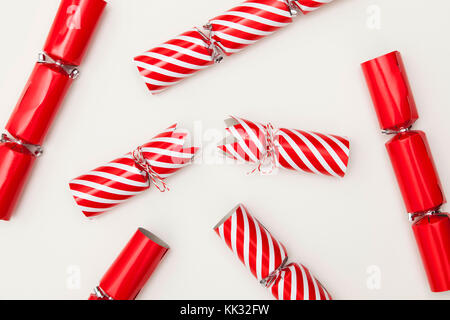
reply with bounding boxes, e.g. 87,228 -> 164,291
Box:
386,131 -> 445,214
95,228 -> 169,300
0,0 -> 106,221
5,64 -> 72,145
43,0 -> 107,65
412,215 -> 450,292
0,144 -> 36,221
361,51 -> 418,131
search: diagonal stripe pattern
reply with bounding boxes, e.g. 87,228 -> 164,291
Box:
215,204 -> 288,281
69,124 -> 198,217
209,0 -> 293,54
134,30 -> 214,94
214,204 -> 331,300
271,263 -> 331,300
134,0 -> 334,94
218,116 -> 350,177
293,0 -> 334,14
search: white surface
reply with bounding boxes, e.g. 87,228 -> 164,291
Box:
0,0 -> 449,300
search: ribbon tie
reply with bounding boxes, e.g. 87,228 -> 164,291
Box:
132,146 -> 170,192
249,123 -> 279,175
198,24 -> 224,64
260,257 -> 288,288
284,0 -> 300,16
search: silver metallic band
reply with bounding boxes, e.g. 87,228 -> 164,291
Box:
93,286 -> 113,300
409,210 -> 447,223
382,126 -> 412,135
38,52 -> 80,79
1,132 -> 43,157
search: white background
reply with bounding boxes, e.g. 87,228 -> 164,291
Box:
0,0 -> 449,300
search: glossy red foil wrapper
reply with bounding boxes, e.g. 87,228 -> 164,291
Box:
361,51 -> 418,131
0,144 -> 36,221
0,0 -> 106,221
91,228 -> 169,300
44,0 -> 107,66
363,50 -> 449,292
386,131 -> 445,214
88,293 -> 103,300
6,64 -> 72,145
412,215 -> 450,292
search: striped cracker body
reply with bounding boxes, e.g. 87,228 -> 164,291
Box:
209,0 -> 293,55
134,30 -> 214,94
214,204 -> 331,300
276,128 -> 349,177
219,116 -> 350,177
134,1 -> 334,94
293,0 -> 334,14
214,204 -> 288,281
271,263 -> 331,300
69,125 -> 197,217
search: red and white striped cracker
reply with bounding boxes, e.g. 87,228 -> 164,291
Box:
214,204 -> 331,300
214,204 -> 288,281
218,116 -> 350,177
69,124 -> 198,217
134,29 -> 214,95
134,1 -> 335,94
271,263 -> 331,300
293,0 -> 334,14
209,0 -> 293,55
